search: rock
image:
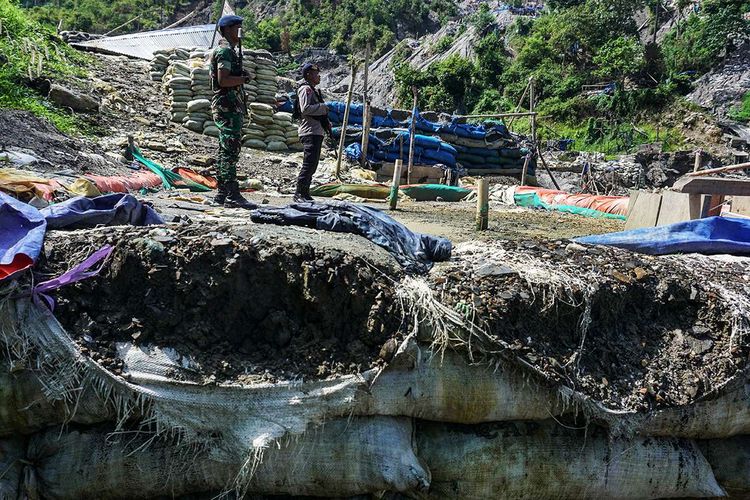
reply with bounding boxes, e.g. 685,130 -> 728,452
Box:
48,84 -> 99,113
144,141 -> 168,152
475,263 -> 515,277
565,242 -> 587,253
0,150 -> 40,166
188,155 -> 215,167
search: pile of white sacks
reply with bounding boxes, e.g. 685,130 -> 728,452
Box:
152,47 -> 301,151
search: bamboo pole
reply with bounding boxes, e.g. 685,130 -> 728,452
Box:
360,43 -> 371,168
506,78 -> 531,128
407,86 -> 418,185
476,178 -> 489,231
457,112 -> 538,120
103,13 -> 143,36
389,159 -> 403,210
686,161 -> 750,177
335,59 -> 358,179
530,77 -> 537,145
361,102 -> 371,167
536,146 -> 561,190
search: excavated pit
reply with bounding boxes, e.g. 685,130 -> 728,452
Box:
428,240 -> 750,412
39,222 -> 405,384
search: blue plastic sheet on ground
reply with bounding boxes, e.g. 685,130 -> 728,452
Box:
42,193 -> 164,229
0,192 -> 47,280
576,216 -> 750,255
250,201 -> 452,274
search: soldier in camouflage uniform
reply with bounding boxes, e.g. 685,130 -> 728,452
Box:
209,14 -> 254,209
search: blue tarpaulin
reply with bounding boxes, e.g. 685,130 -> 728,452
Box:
576,216 -> 750,255
0,193 -> 162,281
0,192 -> 47,280
250,201 -> 452,274
42,194 -> 164,229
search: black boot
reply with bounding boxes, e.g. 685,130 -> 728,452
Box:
213,183 -> 228,206
294,180 -> 314,203
224,180 -> 256,209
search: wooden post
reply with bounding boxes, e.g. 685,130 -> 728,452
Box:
335,59 -> 358,179
537,147 -> 561,190
407,86 -> 418,184
529,77 -> 537,145
506,79 -> 531,128
361,103 -> 371,167
360,42 -> 371,168
520,154 -> 531,186
389,159 -> 403,210
693,149 -> 702,173
476,178 -> 489,231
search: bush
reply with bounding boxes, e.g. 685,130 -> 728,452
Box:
729,91 -> 750,122
661,0 -> 749,75
0,0 -> 90,133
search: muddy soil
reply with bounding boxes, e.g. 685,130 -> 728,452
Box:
428,240 -> 750,412
39,223 -> 405,385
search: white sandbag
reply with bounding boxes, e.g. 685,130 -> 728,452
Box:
184,120 -> 204,132
620,380 -> 750,438
264,135 -> 287,144
418,421 -> 724,499
266,141 -> 288,152
249,102 -> 273,113
0,437 -> 25,500
363,344 -> 565,423
29,417 -> 428,499
203,126 -> 220,137
243,139 -> 267,149
699,436 -> 750,496
0,364 -> 111,437
274,112 -> 292,122
167,77 -> 191,87
186,99 -> 210,113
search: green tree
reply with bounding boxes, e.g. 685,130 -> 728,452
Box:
592,36 -> 644,84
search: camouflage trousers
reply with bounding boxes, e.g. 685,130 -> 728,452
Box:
214,111 -> 244,184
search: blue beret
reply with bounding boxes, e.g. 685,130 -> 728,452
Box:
218,15 -> 243,28
301,63 -> 320,77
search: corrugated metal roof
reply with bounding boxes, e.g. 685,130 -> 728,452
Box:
71,0 -> 236,60
72,24 -> 218,60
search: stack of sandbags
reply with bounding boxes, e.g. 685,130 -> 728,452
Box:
165,73 -> 192,124
242,102 -> 272,149
184,98 -> 211,133
277,112 -> 302,151
252,51 -> 278,106
240,50 -> 258,105
266,112 -> 292,152
149,49 -> 171,81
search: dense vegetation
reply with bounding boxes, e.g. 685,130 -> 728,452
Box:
236,0 -> 457,54
24,0 -> 190,34
393,0 -> 748,152
0,0 -> 90,132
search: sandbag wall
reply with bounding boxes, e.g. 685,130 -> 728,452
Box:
1,299 -> 748,499
328,102 -> 536,178
152,47 -> 300,151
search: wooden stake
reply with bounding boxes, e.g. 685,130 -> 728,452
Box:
507,79 -> 531,128
529,77 -> 537,145
361,102 -> 371,167
537,146 -> 560,190
693,149 -> 702,173
407,86 -> 418,185
686,161 -> 750,177
335,59 -> 358,179
389,159 -> 403,210
360,42 -> 371,168
476,178 -> 489,231
520,154 -> 531,186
